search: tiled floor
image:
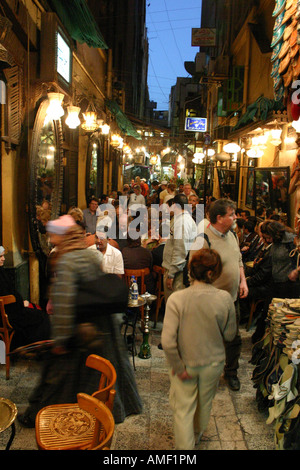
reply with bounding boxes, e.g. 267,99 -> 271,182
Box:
0,322 -> 275,451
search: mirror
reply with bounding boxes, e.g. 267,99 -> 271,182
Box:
246,168 -> 255,208
86,135 -> 104,202
245,166 -> 290,222
194,162 -> 215,202
217,168 -> 237,200
255,169 -> 271,209
29,98 -> 64,256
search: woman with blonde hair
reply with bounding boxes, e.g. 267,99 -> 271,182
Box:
162,248 -> 237,449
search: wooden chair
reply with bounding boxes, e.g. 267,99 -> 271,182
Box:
35,393 -> 115,450
0,295 -> 16,380
152,265 -> 165,328
35,354 -> 117,450
247,299 -> 265,331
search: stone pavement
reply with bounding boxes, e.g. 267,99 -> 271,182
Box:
0,323 -> 275,451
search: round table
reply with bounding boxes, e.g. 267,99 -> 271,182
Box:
0,398 -> 17,450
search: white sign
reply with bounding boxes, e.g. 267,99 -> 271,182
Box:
185,117 -> 207,132
56,32 -> 71,83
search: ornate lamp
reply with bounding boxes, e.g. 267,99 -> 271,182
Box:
46,92 -> 65,120
65,105 -> 81,129
81,111 -> 98,131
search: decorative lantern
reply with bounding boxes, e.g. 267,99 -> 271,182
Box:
65,106 -> 81,129
81,111 -> 98,131
46,92 -> 65,120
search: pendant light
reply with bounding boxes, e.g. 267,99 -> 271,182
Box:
46,92 -> 65,120
65,106 -> 81,129
223,141 -> 241,154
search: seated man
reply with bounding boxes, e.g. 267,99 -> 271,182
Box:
95,229 -> 124,278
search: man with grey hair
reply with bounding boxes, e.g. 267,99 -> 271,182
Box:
190,198 -> 248,391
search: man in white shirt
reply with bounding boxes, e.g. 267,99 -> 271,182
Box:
96,229 -> 124,277
128,184 -> 146,208
162,194 -> 197,300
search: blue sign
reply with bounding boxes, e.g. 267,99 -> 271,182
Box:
185,117 -> 207,132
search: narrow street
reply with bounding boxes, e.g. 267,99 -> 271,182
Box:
0,322 -> 275,451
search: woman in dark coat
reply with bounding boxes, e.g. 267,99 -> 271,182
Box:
0,246 -> 51,349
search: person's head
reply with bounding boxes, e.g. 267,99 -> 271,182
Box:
241,209 -> 250,220
243,220 -> 255,234
277,176 -> 285,187
123,184 -> 130,194
183,183 -> 193,196
100,194 -> 108,204
189,194 -> 199,208
160,180 -> 168,190
152,181 -> 159,190
189,248 -> 222,284
260,220 -> 285,244
256,206 -> 266,218
235,208 -> 243,218
41,199 -> 51,211
133,184 -> 141,195
209,198 -> 237,233
46,214 -> 77,247
95,230 -> 108,252
119,213 -> 128,231
0,246 -> 5,267
167,183 -> 176,194
172,193 -> 188,213
89,196 -> 99,213
68,207 -> 84,223
178,183 -> 184,193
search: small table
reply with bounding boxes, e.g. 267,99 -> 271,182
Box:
0,398 -> 17,450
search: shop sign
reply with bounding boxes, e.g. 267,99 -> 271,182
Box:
184,117 -> 207,132
192,28 -> 216,47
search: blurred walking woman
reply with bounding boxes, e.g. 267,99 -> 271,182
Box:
162,249 -> 237,450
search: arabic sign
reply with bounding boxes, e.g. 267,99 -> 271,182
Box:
192,28 -> 216,47
184,117 -> 207,132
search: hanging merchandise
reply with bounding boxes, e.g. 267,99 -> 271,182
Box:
270,0 -> 300,102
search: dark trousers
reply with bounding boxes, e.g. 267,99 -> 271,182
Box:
224,300 -> 242,378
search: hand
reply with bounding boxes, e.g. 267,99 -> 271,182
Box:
288,269 -> 299,282
166,277 -> 174,290
239,279 -> 249,298
51,345 -> 68,355
173,369 -> 193,381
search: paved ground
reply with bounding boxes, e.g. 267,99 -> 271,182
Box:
0,321 -> 275,452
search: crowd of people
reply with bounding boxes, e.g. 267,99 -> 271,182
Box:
2,175 -> 300,450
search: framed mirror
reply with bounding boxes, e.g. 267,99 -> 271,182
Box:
255,169 -> 271,209
217,168 -> 238,200
86,135 -> 104,203
28,98 -> 64,256
245,166 -> 290,222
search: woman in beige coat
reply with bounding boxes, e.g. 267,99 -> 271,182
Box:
162,248 -> 237,450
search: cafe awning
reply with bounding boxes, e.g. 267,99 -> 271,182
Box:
49,0 -> 108,49
106,100 -> 142,140
232,95 -> 285,132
